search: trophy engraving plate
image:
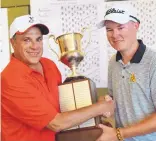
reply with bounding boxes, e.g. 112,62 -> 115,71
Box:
58,78 -> 100,131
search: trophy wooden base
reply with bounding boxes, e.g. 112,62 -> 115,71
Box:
56,126 -> 102,141
63,75 -> 87,83
57,78 -> 103,141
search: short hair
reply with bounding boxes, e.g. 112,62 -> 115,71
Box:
12,34 -> 16,40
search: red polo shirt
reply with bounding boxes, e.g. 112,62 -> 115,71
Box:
2,56 -> 62,141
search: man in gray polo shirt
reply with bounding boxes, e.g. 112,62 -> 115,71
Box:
96,3 -> 156,141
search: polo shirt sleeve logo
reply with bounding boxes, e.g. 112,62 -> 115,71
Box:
105,8 -> 125,16
130,73 -> 136,82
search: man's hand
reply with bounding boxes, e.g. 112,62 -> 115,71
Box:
104,95 -> 113,102
98,95 -> 115,117
96,124 -> 118,141
98,95 -> 113,102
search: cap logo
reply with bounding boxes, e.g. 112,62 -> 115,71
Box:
29,16 -> 34,23
105,8 -> 125,16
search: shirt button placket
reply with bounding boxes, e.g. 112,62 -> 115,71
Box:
122,66 -> 126,78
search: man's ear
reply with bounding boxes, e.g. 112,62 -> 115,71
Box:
10,38 -> 15,50
134,22 -> 140,30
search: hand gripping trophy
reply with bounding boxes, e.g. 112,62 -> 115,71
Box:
49,28 -> 102,141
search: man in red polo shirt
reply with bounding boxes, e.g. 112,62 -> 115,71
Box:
1,15 -> 114,141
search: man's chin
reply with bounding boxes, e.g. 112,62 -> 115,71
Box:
112,44 -> 124,51
27,58 -> 40,65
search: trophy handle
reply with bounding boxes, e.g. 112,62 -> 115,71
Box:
48,35 -> 60,59
81,27 -> 91,50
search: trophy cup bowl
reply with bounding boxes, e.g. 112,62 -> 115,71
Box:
49,31 -> 90,82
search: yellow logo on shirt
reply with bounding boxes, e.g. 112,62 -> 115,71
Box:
130,73 -> 136,82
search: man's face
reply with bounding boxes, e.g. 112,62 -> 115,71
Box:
11,26 -> 43,65
105,20 -> 139,53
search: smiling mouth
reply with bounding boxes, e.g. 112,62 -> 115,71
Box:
114,40 -> 121,42
113,40 -> 123,43
27,52 -> 40,56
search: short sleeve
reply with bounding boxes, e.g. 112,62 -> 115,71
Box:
2,78 -> 58,131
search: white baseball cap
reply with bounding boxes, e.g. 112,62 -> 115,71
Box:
98,4 -> 140,28
10,15 -> 49,38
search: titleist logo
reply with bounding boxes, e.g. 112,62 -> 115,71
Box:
105,8 -> 125,16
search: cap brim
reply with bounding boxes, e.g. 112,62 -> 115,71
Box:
35,24 -> 49,35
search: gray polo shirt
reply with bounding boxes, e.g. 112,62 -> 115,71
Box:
108,40 -> 156,141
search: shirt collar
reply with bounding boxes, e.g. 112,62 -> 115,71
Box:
11,55 -> 33,74
116,40 -> 146,63
11,55 -> 45,74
